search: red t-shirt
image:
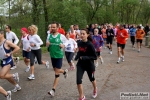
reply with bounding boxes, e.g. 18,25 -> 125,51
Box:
116,29 -> 128,44
58,28 -> 65,35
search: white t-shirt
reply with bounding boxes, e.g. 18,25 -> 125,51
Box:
28,34 -> 43,50
6,31 -> 19,44
65,38 -> 77,52
21,35 -> 30,51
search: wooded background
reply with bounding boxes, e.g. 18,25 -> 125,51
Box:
0,0 -> 150,42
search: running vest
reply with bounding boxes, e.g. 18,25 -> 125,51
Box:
22,35 -> 30,51
0,40 -> 11,60
49,33 -> 63,58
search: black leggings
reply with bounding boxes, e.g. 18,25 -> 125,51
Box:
65,52 -> 74,63
130,36 -> 135,46
76,66 -> 95,84
30,49 -> 42,66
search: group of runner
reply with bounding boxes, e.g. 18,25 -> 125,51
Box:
0,22 -> 148,100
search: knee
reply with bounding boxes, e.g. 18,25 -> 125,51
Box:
90,77 -> 95,82
55,74 -> 60,78
26,58 -> 30,62
0,74 -> 5,79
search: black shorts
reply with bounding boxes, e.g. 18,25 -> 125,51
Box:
96,51 -> 101,57
51,58 -> 63,69
22,50 -> 31,59
117,43 -> 125,49
136,39 -> 142,43
65,52 -> 74,63
106,38 -> 113,44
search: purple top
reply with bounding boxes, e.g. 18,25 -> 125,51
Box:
92,35 -> 104,51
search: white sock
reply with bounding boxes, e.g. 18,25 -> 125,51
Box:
15,84 -> 19,87
27,65 -> 30,68
31,74 -> 34,77
13,74 -> 15,78
118,57 -> 120,61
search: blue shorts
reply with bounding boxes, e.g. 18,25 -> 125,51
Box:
22,50 -> 31,59
51,58 -> 63,69
1,56 -> 13,68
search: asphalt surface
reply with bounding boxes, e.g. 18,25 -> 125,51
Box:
0,39 -> 150,100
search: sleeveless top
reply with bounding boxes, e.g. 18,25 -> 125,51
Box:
48,33 -> 63,58
0,40 -> 11,60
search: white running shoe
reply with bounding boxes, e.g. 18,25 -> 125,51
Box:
6,91 -> 11,100
109,51 -> 112,54
10,65 -> 17,70
45,61 -> 49,69
121,56 -> 125,62
95,62 -> 98,67
15,57 -> 20,64
48,89 -> 55,97
25,67 -> 30,72
28,74 -> 35,80
64,69 -> 68,78
117,58 -> 120,64
13,73 -> 19,82
11,85 -> 21,92
92,87 -> 97,98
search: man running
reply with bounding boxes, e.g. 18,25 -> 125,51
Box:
0,29 -> 21,93
46,22 -> 68,97
5,25 -> 19,70
115,24 -> 128,63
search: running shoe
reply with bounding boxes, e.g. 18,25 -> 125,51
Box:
109,51 -> 112,54
64,69 -> 68,78
15,57 -> 20,64
6,91 -> 11,100
121,56 -> 125,62
28,74 -> 35,80
25,67 -> 30,72
100,58 -> 104,64
95,62 -> 98,67
92,87 -> 97,98
79,96 -> 86,100
117,58 -> 120,64
10,65 -> 17,70
11,85 -> 21,92
48,89 -> 55,97
13,73 -> 19,82
45,61 -> 49,69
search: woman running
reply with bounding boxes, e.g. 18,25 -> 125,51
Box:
19,28 -> 31,72
75,28 -> 97,100
65,32 -> 77,70
27,25 -> 49,80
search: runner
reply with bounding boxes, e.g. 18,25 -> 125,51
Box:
129,24 -> 136,49
106,24 -> 115,54
115,24 -> 128,63
0,86 -> 11,100
92,28 -> 104,67
0,29 -> 21,93
75,28 -> 97,100
27,25 -> 49,80
19,28 -> 31,72
46,22 -> 68,97
5,25 -> 19,70
65,32 -> 77,70
101,25 -> 107,48
135,26 -> 145,52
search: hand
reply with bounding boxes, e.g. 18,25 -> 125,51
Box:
5,53 -> 11,57
30,43 -> 35,47
46,42 -> 50,47
80,57 -> 82,60
60,44 -> 64,48
26,48 -> 30,52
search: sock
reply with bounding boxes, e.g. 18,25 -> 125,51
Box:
107,46 -> 110,49
118,57 -> 120,61
27,65 -> 30,68
13,74 -> 15,78
31,74 -> 34,77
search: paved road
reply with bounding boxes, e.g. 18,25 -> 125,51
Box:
0,40 -> 150,100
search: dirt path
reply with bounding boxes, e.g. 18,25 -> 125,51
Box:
0,40 -> 150,100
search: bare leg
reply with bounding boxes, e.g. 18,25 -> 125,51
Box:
77,84 -> 84,99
